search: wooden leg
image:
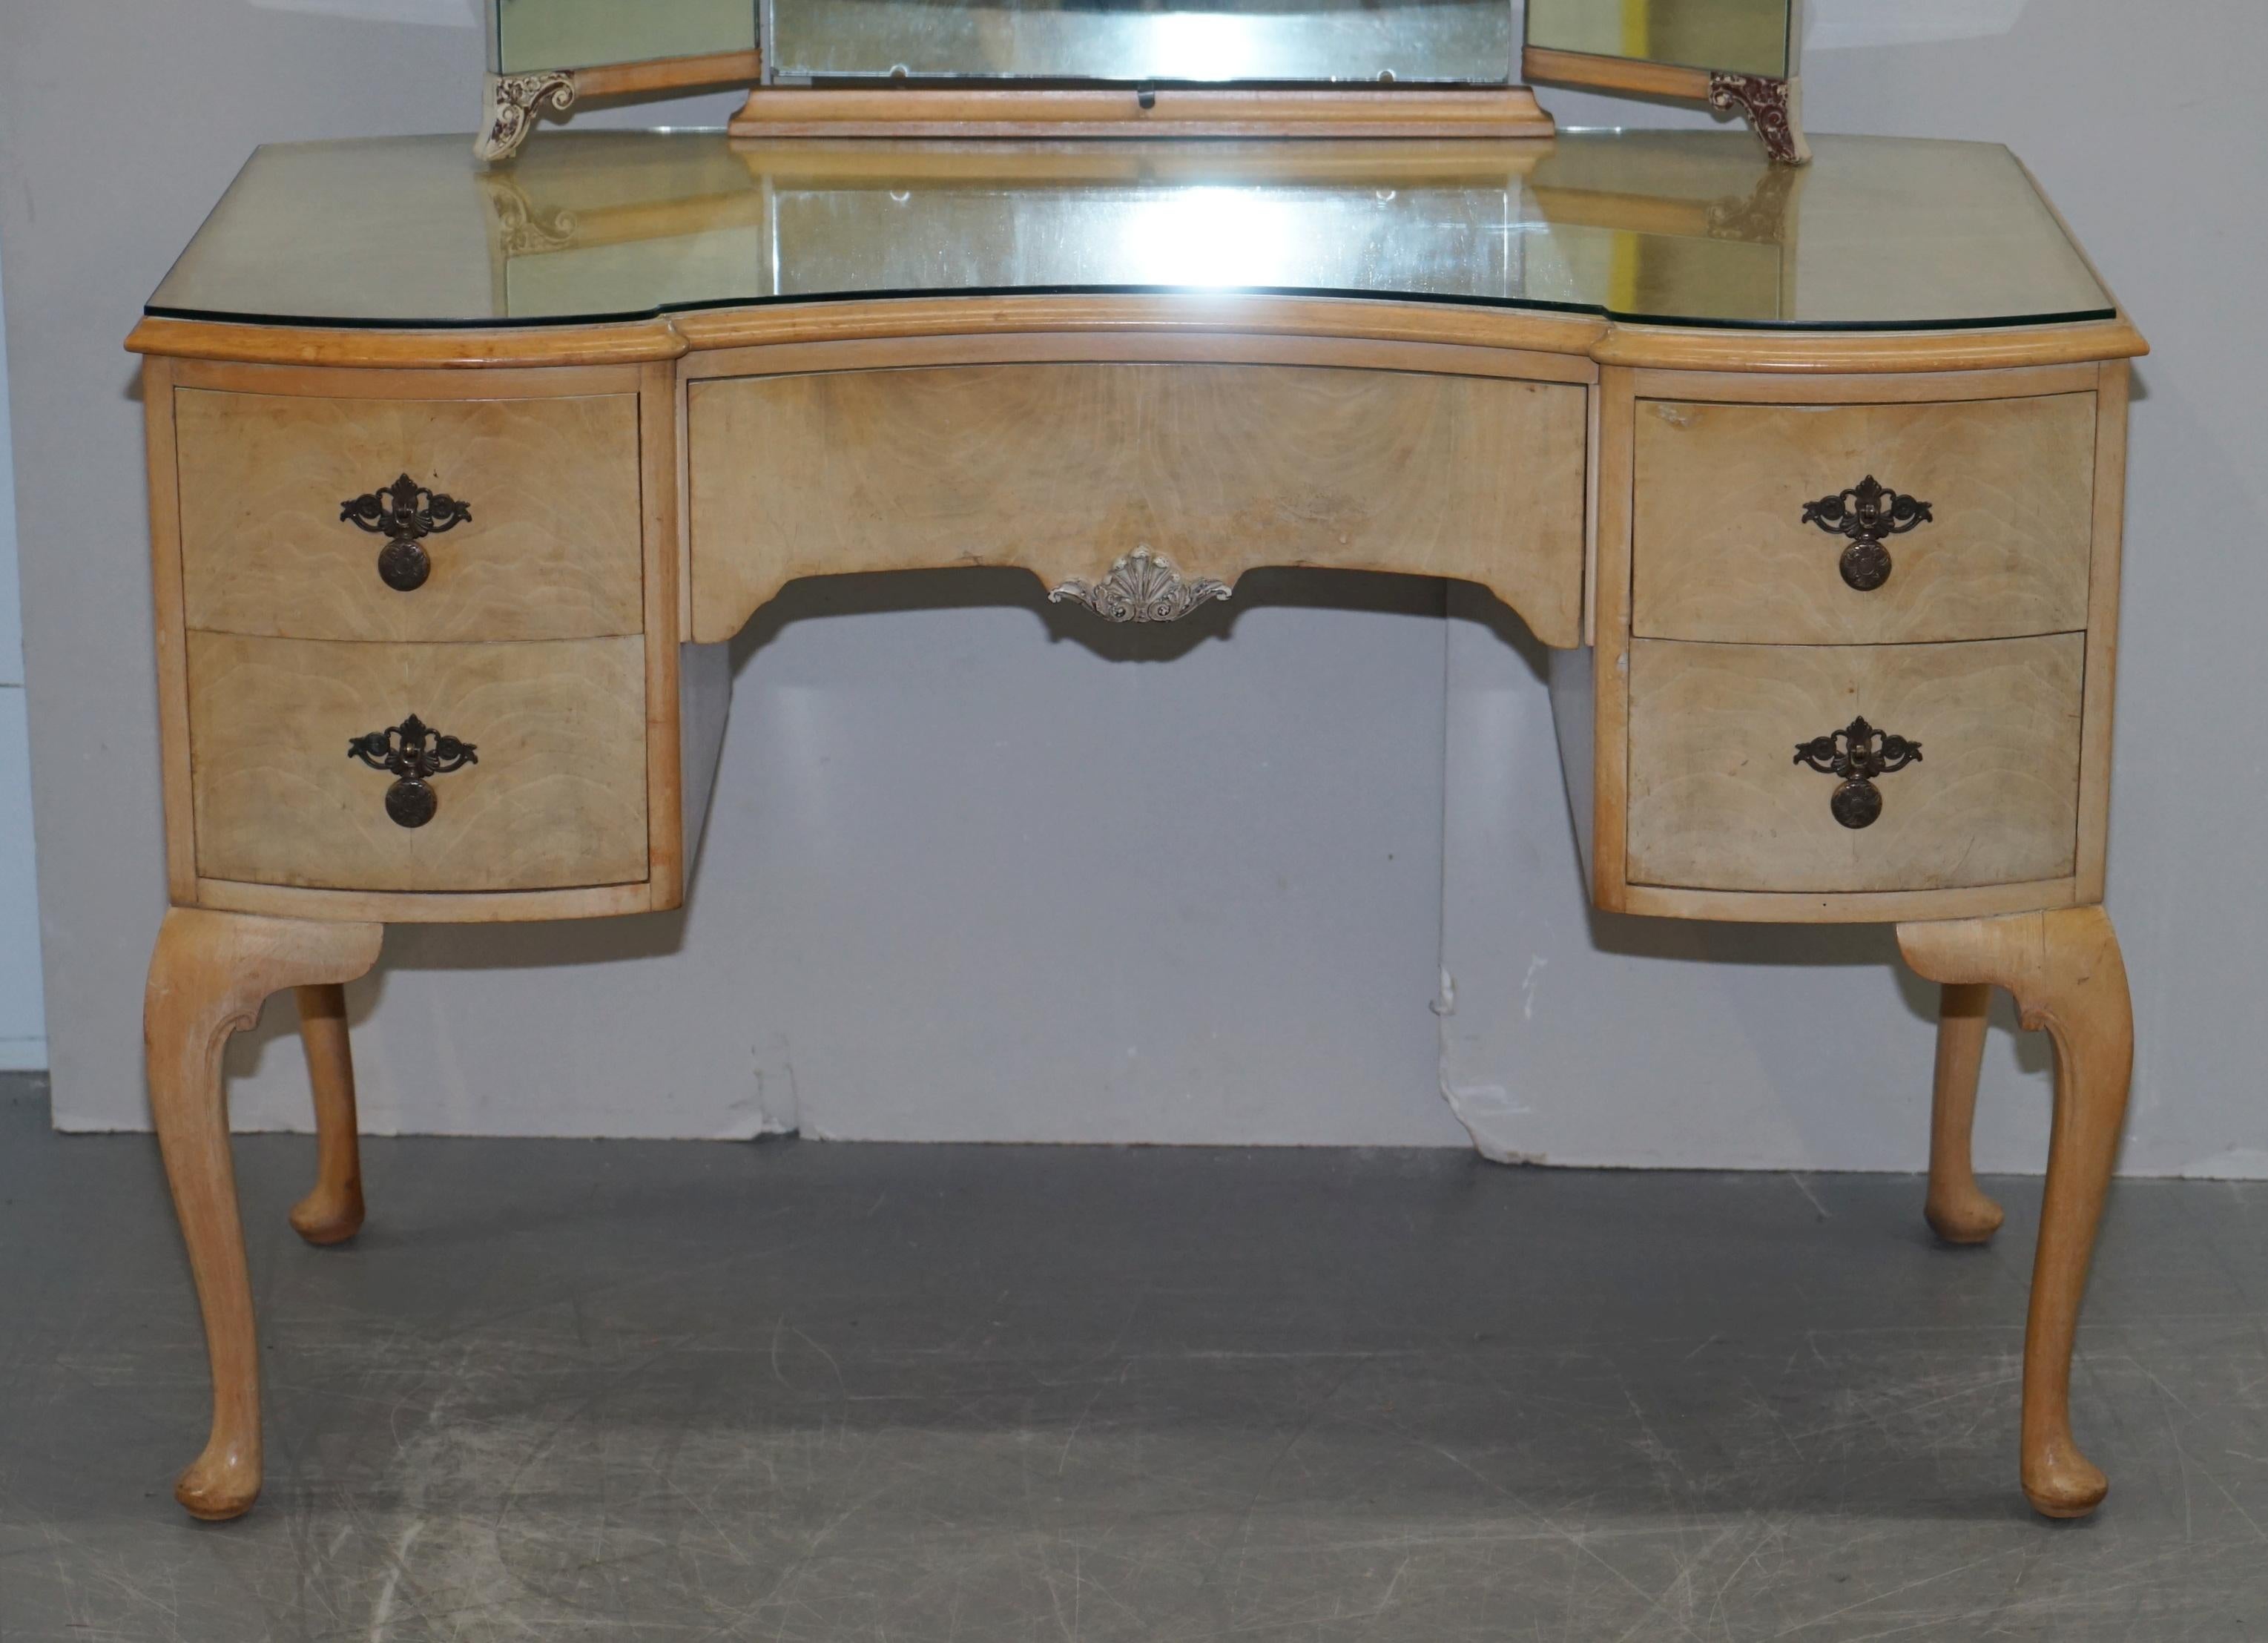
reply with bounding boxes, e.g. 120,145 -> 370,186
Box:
288,984 -> 366,1246
145,908 -> 382,1521
1926,981 -> 2005,1243
1898,906 -> 2132,1520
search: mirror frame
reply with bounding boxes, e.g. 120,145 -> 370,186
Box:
1523,1 -> 1810,165
477,0 -> 1588,159
478,2 -> 762,161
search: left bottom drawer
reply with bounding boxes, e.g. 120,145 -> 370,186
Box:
187,632 -> 649,892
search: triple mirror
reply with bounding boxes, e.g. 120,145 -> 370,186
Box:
480,0 -> 1804,163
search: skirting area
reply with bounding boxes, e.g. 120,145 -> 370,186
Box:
1,1075 -> 2261,1639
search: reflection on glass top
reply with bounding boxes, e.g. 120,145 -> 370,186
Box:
769,0 -> 1512,85
148,130 -> 2114,333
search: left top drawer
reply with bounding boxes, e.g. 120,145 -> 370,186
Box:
173,388 -> 645,643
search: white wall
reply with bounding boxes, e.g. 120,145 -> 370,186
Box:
3,1 -> 2262,1172
0,242 -> 47,1070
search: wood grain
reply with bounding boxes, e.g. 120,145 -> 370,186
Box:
190,878 -> 661,925
128,315 -> 688,369
1632,392 -> 2097,644
1587,367 -> 1638,912
2077,360 -> 2131,901
144,356 -> 200,903
187,633 -> 649,893
1899,906 -> 2132,1518
728,85 -> 1554,139
175,389 -> 644,643
1616,875 -> 2082,926
145,908 -> 382,1520
127,303 -> 2146,378
688,360 -> 1589,646
635,361 -> 685,910
1625,633 -> 2085,894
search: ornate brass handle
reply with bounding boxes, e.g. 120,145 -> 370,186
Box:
1794,717 -> 1921,830
341,475 -> 472,593
1801,476 -> 1933,592
346,714 -> 478,829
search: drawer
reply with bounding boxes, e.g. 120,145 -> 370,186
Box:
187,633 -> 648,892
688,360 -> 1589,645
1632,393 -> 2097,645
174,389 -> 645,643
1626,633 -> 2083,894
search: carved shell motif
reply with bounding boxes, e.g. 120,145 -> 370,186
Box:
1048,547 -> 1231,623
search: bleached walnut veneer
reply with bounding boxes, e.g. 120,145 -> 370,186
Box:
129,130 -> 2144,1522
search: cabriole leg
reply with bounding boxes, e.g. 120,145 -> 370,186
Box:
145,908 -> 383,1521
1926,981 -> 2004,1243
1898,906 -> 2132,1519
288,984 -> 366,1246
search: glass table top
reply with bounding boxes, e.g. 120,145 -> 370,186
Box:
147,129 -> 2114,333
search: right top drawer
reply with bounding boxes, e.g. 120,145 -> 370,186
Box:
1632,392 -> 2098,645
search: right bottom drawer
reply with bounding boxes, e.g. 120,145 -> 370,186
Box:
1626,633 -> 2084,894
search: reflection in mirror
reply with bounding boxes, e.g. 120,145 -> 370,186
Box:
768,0 -> 1514,85
1523,0 -> 1807,165
1524,0 -> 1787,79
492,0 -> 757,73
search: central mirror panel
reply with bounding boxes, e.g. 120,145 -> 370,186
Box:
767,0 -> 1515,85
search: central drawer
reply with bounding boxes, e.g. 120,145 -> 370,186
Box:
1625,633 -> 2085,895
186,633 -> 649,893
687,359 -> 1589,645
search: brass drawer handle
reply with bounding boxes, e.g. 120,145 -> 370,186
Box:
346,714 -> 478,829
341,475 -> 472,593
1801,475 -> 1933,592
1795,716 -> 1922,829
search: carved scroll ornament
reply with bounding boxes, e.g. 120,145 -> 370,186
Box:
1707,72 -> 1811,166
1048,547 -> 1231,623
477,70 -> 577,163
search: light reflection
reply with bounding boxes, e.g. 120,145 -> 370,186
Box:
1104,188 -> 1368,289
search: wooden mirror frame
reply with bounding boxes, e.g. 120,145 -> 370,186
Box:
476,1 -> 1558,159
1523,3 -> 1810,165
478,1 -> 763,162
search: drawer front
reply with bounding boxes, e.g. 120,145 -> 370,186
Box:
688,360 -> 1589,645
175,389 -> 645,643
1626,634 -> 2083,894
188,633 -> 648,892
1632,393 -> 2097,645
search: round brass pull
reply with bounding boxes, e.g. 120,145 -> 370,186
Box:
340,475 -> 472,593
1801,476 -> 1933,592
346,714 -> 478,829
1794,717 -> 1921,829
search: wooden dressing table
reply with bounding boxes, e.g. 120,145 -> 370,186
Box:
129,128 -> 2144,1522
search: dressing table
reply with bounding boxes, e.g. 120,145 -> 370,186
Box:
129,123 -> 2144,1525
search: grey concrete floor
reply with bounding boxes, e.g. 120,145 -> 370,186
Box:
4,1074 -> 2267,1641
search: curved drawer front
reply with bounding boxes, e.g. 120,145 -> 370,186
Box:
1632,393 -> 2097,645
688,360 -> 1589,645
174,389 -> 645,642
187,633 -> 648,892
1626,634 -> 2083,895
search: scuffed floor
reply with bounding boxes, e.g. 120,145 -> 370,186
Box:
4,1078 -> 2266,1640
